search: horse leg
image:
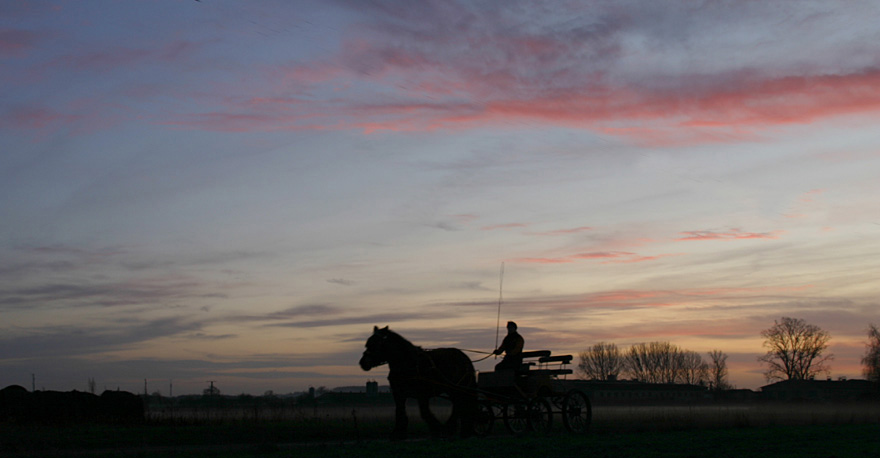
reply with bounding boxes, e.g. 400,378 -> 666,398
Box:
417,396 -> 444,437
392,393 -> 408,440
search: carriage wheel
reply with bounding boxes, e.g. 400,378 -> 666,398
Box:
527,397 -> 553,433
503,400 -> 529,435
473,401 -> 495,437
561,389 -> 592,433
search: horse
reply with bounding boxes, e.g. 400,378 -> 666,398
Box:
359,326 -> 477,439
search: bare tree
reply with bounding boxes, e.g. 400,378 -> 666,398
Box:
203,384 -> 221,396
758,316 -> 832,381
653,341 -> 681,384
625,342 -> 654,382
578,342 -> 625,380
708,349 -> 731,390
679,350 -> 709,386
625,341 -> 683,383
862,323 -> 880,382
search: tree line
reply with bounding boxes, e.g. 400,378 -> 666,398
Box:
577,317 -> 880,388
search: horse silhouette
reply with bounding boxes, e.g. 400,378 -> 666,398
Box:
359,326 -> 476,439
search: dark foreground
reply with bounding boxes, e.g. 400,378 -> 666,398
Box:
3,403 -> 880,457
1,423 -> 878,458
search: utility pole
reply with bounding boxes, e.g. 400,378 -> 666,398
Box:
169,379 -> 173,398
31,374 -> 35,392
144,379 -> 148,396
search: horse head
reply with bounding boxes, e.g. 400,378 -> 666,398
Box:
359,325 -> 392,371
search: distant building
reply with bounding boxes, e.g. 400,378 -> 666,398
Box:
712,388 -> 759,402
761,379 -> 879,402
331,383 -> 390,394
566,380 -> 709,405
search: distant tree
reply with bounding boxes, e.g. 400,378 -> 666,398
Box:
758,317 -> 832,381
625,341 -> 680,383
708,349 -> 732,390
625,342 -> 655,383
862,323 -> 880,382
653,341 -> 681,384
203,385 -> 221,396
578,342 -> 625,381
624,342 -> 710,384
679,350 -> 709,386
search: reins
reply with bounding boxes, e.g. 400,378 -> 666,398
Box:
459,348 -> 495,363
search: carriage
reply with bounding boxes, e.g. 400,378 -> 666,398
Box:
360,326 -> 591,439
473,350 -> 592,435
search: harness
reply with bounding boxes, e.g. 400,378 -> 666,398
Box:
365,330 -> 483,394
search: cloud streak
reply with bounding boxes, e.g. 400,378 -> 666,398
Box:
184,3 -> 880,141
510,251 -> 680,265
677,229 -> 784,241
0,316 -> 204,360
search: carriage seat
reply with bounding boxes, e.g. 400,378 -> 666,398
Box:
514,350 -> 551,374
539,354 -> 573,364
526,368 -> 573,377
520,350 -> 551,359
520,352 -> 574,377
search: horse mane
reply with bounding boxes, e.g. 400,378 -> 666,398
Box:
381,328 -> 424,352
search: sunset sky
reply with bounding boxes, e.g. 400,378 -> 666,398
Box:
3,1 -> 880,395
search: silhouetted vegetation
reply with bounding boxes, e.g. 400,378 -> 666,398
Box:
624,342 -> 709,385
862,323 -> 880,382
0,385 -> 142,425
759,317 -> 832,381
707,349 -> 731,390
577,342 -> 625,381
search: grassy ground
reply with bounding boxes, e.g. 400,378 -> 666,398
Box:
2,403 -> 879,457
3,423 -> 878,458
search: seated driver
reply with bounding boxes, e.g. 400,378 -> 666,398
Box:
493,321 -> 524,371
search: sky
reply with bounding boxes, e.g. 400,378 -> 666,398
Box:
2,0 -> 880,395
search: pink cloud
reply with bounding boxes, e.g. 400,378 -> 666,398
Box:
682,71 -> 880,127
509,257 -> 574,264
329,25 -> 880,134
509,250 -> 676,265
676,229 -> 784,241
571,251 -> 634,260
153,5 -> 880,141
601,253 -> 682,264
244,67 -> 880,143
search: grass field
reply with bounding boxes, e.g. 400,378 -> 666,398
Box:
2,402 -> 879,457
